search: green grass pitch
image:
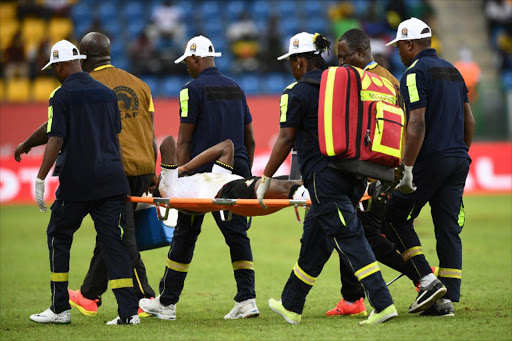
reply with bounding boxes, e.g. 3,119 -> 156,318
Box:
1,194 -> 511,340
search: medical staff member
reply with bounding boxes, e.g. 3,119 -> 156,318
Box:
139,36 -> 259,321
385,17 -> 475,316
259,32 -> 397,325
29,40 -> 139,325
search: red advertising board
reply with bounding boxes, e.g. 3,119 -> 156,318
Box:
0,100 -> 510,204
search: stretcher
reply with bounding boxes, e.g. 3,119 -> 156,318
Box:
128,196 -> 313,222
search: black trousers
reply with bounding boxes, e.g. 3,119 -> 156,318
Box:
47,194 -> 138,319
81,174 -> 156,301
339,206 -> 421,301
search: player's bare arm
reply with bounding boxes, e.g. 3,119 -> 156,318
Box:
463,103 -> 475,148
177,122 -> 195,165
402,107 -> 426,166
14,122 -> 49,162
37,136 -> 63,180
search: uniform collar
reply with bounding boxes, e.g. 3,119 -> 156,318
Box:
303,68 -> 323,80
93,64 -> 115,71
364,61 -> 378,70
63,71 -> 90,84
412,48 -> 437,63
198,67 -> 220,77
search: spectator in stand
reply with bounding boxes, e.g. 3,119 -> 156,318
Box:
454,47 -> 481,103
147,1 -> 185,43
260,16 -> 287,73
226,11 -> 260,73
4,31 -> 29,81
27,34 -> 52,79
128,31 -> 161,76
328,2 -> 361,41
484,0 -> 512,33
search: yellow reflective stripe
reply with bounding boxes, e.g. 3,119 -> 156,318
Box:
360,90 -> 396,105
110,278 -> 133,289
361,73 -> 372,90
432,266 -> 439,277
402,246 -> 423,262
406,73 -> 419,103
406,59 -> 419,71
280,94 -> 289,123
47,86 -> 61,133
232,260 -> 254,270
149,95 -> 154,112
47,106 -> 53,133
285,81 -> 297,90
51,272 -> 68,282
354,262 -> 380,281
371,76 -> 383,87
458,203 -> 465,227
293,262 -> 316,286
371,102 -> 404,158
335,205 -> 346,226
166,258 -> 190,272
381,77 -> 397,96
118,214 -> 124,239
180,88 -> 189,117
93,64 -> 114,71
438,268 -> 462,279
323,67 -> 337,156
133,269 -> 145,296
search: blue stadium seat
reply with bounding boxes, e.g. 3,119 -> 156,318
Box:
352,0 -> 369,17
162,76 -> 185,97
254,17 -> 268,33
73,18 -> 92,40
226,1 -> 246,20
306,17 -> 327,34
199,1 -> 221,19
203,17 -> 224,37
250,0 -> 271,19
113,56 -> 129,72
303,1 -> 324,16
277,0 -> 298,17
70,2 -> 91,23
127,19 -> 147,37
262,73 -> 289,94
281,17 -> 299,37
141,76 -> 161,97
214,54 -> 232,72
97,2 -> 117,23
123,2 -> 147,21
236,74 -> 260,95
102,17 -> 122,37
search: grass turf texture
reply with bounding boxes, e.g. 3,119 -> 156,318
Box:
1,195 -> 511,340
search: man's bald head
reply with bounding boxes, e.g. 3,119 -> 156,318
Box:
80,32 -> 111,72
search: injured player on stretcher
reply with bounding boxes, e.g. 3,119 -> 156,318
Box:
157,136 -> 310,202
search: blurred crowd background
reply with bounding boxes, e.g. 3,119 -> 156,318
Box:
1,0 -> 511,139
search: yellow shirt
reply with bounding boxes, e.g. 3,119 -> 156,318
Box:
90,65 -> 156,176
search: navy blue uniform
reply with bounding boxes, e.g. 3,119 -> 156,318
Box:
159,67 -> 255,305
278,69 -> 394,314
385,49 -> 470,301
45,72 -> 137,318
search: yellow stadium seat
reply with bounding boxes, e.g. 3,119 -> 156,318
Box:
32,77 -> 60,102
49,17 -> 73,42
6,77 -> 30,102
0,18 -> 19,50
0,2 -> 17,20
21,18 -> 45,54
0,79 -> 4,101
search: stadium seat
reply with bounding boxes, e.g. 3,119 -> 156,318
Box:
262,73 -> 290,94
21,18 -> 45,53
305,17 -> 327,34
0,18 -> 19,50
203,18 -> 224,38
32,77 -> 60,102
303,1 -> 324,16
97,2 -> 117,24
70,1 -> 91,23
6,77 -> 30,103
280,17 -> 299,38
226,1 -> 246,20
0,2 -> 17,20
162,76 -> 185,97
123,1 -> 146,21
141,76 -> 160,97
199,1 -> 220,19
0,79 -> 4,102
236,74 -> 260,95
277,0 -> 298,17
127,19 -> 147,37
250,0 -> 271,19
49,18 -> 73,43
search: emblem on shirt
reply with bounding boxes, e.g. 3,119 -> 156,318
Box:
293,39 -> 299,49
245,179 -> 255,187
113,86 -> 139,119
190,43 -> 197,52
401,28 -> 408,37
53,50 -> 59,59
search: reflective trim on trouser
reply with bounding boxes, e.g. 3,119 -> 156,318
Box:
438,268 -> 462,279
166,258 -> 190,272
293,262 -> 317,286
51,272 -> 69,282
401,246 -> 424,262
354,262 -> 380,281
110,278 -> 133,289
232,260 -> 254,270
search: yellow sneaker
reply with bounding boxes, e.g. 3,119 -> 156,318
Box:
359,304 -> 398,325
268,298 -> 301,325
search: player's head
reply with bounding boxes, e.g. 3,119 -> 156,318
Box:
386,17 -> 432,67
175,35 -> 221,78
79,32 -> 111,72
278,32 -> 331,81
41,40 -> 85,83
337,29 -> 371,69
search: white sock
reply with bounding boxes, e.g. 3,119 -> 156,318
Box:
344,300 -> 355,305
419,273 -> 437,288
212,163 -> 233,174
292,185 -> 310,200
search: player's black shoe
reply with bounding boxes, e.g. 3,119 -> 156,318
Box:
408,279 -> 447,313
419,300 -> 455,317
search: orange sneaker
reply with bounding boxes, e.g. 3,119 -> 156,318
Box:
326,298 -> 367,317
68,289 -> 99,316
138,297 -> 154,318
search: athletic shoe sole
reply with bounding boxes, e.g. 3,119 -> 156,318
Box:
268,299 -> 300,325
408,286 -> 447,313
69,300 -> 97,316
